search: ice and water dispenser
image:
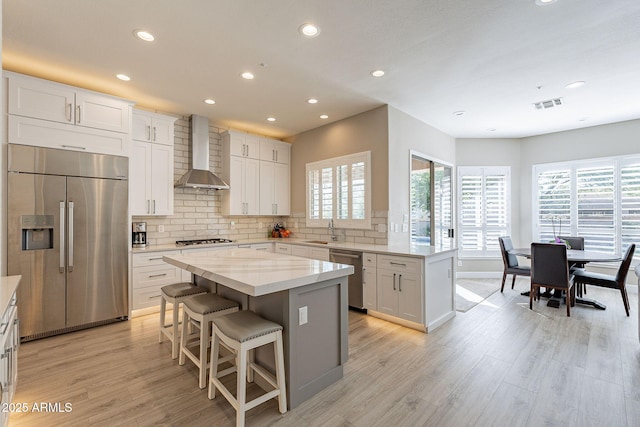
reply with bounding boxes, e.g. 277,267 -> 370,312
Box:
21,215 -> 54,250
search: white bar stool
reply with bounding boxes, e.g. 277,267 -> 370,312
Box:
208,310 -> 287,427
179,293 -> 240,388
159,282 -> 208,359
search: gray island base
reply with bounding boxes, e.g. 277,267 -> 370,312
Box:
163,248 -> 353,409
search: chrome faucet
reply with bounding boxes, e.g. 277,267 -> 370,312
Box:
328,219 -> 338,241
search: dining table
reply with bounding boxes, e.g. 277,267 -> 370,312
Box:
509,247 -> 622,310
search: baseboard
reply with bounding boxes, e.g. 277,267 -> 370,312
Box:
456,271 -> 503,279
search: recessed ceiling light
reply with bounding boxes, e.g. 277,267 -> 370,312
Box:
241,72 -> 255,80
204,99 -> 216,105
307,98 -> 318,104
116,74 -> 131,81
320,114 -> 329,119
299,23 -> 320,37
535,0 -> 557,5
453,111 -> 465,116
267,117 -> 276,122
565,81 -> 585,89
133,30 -> 155,42
370,70 -> 385,77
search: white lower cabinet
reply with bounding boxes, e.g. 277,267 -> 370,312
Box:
132,251 -> 182,310
376,255 -> 423,323
274,243 -> 291,255
290,245 -> 329,261
362,253 -> 377,310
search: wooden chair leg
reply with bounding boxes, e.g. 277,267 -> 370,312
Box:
159,297 -> 167,343
530,284 -> 535,310
620,286 -> 630,317
501,271 -> 507,292
171,300 -> 180,359
511,274 -> 516,289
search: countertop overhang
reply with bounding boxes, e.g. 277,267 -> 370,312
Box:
163,248 -> 354,297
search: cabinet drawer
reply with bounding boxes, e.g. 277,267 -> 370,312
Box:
274,243 -> 291,254
378,255 -> 421,273
309,247 -> 330,261
132,286 -> 164,309
363,252 -> 377,267
133,264 -> 182,289
133,251 -> 181,267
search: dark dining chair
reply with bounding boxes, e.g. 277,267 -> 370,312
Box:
572,244 -> 635,316
530,243 -> 575,317
499,236 -> 531,292
558,235 -> 586,293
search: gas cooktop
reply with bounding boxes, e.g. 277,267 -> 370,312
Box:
175,238 -> 235,246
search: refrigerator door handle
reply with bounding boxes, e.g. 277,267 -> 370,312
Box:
59,201 -> 65,273
68,201 -> 74,272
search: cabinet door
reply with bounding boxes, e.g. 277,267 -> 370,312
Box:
132,113 -> 153,142
8,76 -> 75,124
376,269 -> 398,316
259,161 -> 275,215
227,156 -> 245,215
273,162 -> 290,215
309,247 -> 330,261
130,141 -> 152,215
150,144 -> 174,215
363,266 -> 377,310
150,117 -> 174,146
244,135 -> 260,159
75,92 -> 130,133
397,272 -> 422,322
244,158 -> 260,215
273,140 -> 290,164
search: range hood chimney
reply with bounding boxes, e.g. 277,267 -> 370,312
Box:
175,115 -> 229,190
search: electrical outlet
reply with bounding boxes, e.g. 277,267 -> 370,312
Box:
230,221 -> 235,229
457,260 -> 463,267
298,306 -> 308,325
158,225 -> 165,233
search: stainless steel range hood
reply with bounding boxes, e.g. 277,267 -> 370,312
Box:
175,115 -> 229,190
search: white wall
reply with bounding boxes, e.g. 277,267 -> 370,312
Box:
519,119 -> 640,243
387,106 -> 456,246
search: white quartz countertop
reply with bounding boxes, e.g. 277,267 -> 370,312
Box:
163,248 -> 354,297
0,275 -> 21,315
135,237 -> 457,259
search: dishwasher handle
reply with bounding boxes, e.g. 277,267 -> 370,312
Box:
330,251 -> 361,259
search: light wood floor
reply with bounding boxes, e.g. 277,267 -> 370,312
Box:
9,279 -> 640,426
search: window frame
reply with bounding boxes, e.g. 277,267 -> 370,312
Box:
457,166 -> 511,258
305,151 -> 372,229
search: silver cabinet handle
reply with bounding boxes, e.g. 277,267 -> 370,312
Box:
398,274 -> 402,292
68,201 -> 74,272
60,201 -> 65,273
275,150 -> 278,162
147,200 -> 150,214
273,149 -> 276,161
390,262 -> 407,267
76,105 -> 81,123
152,126 -> 157,141
147,125 -> 151,141
255,247 -> 268,251
62,145 -> 87,150
246,144 -> 250,157
149,295 -> 162,299
393,273 -> 396,291
66,103 -> 73,122
149,257 -> 163,261
148,273 -> 167,278
153,200 -> 156,214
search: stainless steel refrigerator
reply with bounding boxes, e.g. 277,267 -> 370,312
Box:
7,144 -> 129,341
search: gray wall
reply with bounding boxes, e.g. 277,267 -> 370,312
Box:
286,105 -> 389,213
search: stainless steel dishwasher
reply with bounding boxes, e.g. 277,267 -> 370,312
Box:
329,249 -> 364,310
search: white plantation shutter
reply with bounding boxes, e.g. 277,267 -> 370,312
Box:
306,152 -> 371,229
458,167 -> 511,257
533,154 -> 640,257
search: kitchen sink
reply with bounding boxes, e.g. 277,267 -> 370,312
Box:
305,240 -> 329,244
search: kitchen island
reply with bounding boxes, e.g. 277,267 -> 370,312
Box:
162,248 -> 354,409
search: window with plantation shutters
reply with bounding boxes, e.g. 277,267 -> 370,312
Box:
457,166 -> 511,257
306,151 -> 371,229
533,154 -> 640,258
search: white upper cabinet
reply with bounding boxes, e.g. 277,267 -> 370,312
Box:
130,110 -> 176,216
132,110 -> 175,146
259,138 -> 290,164
221,131 -> 260,215
8,73 -> 131,133
5,72 -> 133,156
258,137 -> 290,216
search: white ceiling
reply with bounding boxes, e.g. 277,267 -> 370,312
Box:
3,0 -> 640,139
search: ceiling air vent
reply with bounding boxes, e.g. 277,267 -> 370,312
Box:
533,97 -> 564,110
